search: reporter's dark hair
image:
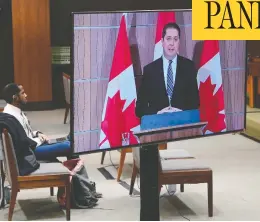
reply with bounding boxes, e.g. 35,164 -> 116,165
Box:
2,83 -> 20,104
162,22 -> 181,39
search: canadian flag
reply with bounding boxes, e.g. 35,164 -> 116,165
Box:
197,40 -> 227,134
99,13 -> 140,149
154,12 -> 176,60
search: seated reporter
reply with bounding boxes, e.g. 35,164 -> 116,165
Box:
2,83 -> 71,161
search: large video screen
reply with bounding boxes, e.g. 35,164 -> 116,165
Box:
72,10 -> 246,154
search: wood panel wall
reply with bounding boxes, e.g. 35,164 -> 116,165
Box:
12,0 -> 52,103
73,11 -> 246,153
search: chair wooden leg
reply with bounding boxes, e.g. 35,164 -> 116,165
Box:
100,151 -> 106,164
158,143 -> 167,150
8,189 -> 18,221
65,178 -> 71,221
50,187 -> 54,196
64,104 -> 69,124
117,150 -> 126,182
129,162 -> 138,195
0,161 -> 5,209
208,174 -> 213,217
180,184 -> 184,192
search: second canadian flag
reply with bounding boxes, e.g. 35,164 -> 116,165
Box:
197,40 -> 227,134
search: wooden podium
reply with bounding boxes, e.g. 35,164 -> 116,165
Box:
134,122 -> 207,221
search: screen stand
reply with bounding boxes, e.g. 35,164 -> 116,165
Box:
135,122 -> 207,221
139,144 -> 160,221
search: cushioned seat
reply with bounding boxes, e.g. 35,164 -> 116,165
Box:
160,149 -> 194,159
30,162 -> 69,176
162,159 -> 210,172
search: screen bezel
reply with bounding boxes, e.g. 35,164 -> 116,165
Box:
70,9 -> 248,155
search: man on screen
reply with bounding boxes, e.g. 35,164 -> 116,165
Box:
135,22 -> 200,118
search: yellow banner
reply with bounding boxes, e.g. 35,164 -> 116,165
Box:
192,0 -> 260,40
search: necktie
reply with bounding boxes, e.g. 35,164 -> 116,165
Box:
167,60 -> 174,102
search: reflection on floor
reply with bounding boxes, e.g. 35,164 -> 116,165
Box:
1,109 -> 260,220
244,106 -> 260,140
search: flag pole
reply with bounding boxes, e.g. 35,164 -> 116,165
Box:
122,12 -> 128,28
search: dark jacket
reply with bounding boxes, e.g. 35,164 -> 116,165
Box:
0,113 -> 40,176
135,56 -> 200,118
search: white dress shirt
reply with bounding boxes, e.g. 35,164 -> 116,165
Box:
162,54 -> 177,91
3,104 -> 43,147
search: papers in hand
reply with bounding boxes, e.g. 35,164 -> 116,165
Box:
157,106 -> 182,114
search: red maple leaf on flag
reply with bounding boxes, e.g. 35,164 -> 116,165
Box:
100,91 -> 139,148
199,76 -> 226,133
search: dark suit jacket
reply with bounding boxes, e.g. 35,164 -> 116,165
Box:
0,113 -> 40,176
135,55 -> 200,118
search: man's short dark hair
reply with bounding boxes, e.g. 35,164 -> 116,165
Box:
162,22 -> 181,39
2,83 -> 21,104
